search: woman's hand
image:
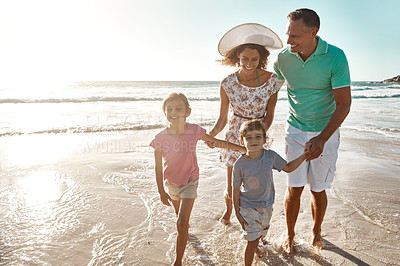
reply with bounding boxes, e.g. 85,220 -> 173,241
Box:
204,131 -> 216,148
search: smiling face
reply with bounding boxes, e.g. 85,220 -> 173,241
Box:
241,129 -> 266,153
237,48 -> 260,74
286,18 -> 318,59
164,99 -> 190,126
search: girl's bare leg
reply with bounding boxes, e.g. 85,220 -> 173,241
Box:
174,198 -> 195,266
172,200 -> 180,216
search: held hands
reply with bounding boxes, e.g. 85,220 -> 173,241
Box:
304,135 -> 325,161
204,131 -> 216,149
204,140 -> 216,149
159,190 -> 172,206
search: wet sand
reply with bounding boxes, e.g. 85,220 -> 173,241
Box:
119,126 -> 400,265
1,126 -> 399,265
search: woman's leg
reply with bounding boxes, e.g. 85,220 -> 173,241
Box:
219,166 -> 233,224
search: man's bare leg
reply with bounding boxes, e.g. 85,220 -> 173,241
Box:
282,186 -> 304,255
310,189 -> 327,249
219,166 -> 233,225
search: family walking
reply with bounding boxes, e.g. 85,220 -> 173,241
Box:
150,8 -> 351,266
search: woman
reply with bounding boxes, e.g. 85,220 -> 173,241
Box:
208,23 -> 283,224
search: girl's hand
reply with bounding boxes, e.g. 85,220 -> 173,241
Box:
204,131 -> 216,148
159,191 -> 172,206
204,140 -> 216,149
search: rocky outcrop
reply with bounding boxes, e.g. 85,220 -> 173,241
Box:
383,75 -> 400,83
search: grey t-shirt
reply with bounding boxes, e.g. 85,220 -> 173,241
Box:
233,149 -> 287,208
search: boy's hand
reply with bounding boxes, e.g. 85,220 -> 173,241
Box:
159,191 -> 172,206
304,136 -> 325,161
304,142 -> 312,152
236,212 -> 248,230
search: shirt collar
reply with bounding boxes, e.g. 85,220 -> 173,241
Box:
313,36 -> 328,55
288,35 -> 328,56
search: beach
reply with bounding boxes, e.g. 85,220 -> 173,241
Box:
1,81 -> 399,265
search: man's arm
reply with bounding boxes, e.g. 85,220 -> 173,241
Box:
305,86 -> 351,161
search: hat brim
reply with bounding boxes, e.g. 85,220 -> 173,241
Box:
218,23 -> 283,56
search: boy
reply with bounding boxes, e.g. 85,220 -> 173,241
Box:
232,120 -> 306,265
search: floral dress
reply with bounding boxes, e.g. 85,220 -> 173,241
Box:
220,72 -> 280,166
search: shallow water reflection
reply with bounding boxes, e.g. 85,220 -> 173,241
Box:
19,171 -> 65,205
0,170 -> 77,264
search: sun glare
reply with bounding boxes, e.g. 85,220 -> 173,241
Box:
19,171 -> 64,205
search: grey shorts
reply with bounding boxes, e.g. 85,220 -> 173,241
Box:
240,206 -> 273,241
164,178 -> 198,201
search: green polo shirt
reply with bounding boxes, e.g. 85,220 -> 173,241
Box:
273,36 -> 350,132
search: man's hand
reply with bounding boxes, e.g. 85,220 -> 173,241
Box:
159,190 -> 172,206
304,135 -> 326,161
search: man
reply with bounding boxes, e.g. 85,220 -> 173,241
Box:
273,8 -> 351,255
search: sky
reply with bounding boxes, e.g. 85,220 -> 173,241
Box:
0,0 -> 399,85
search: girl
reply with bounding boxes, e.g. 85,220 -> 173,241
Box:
150,92 -> 246,266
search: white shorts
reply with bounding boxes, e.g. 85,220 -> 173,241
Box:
285,124 -> 340,192
164,178 -> 198,201
240,206 -> 273,242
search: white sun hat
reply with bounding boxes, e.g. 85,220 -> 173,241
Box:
218,23 -> 283,56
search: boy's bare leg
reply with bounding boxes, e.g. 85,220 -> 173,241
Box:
174,198 -> 195,266
244,237 -> 260,266
260,236 -> 268,245
282,186 -> 304,255
255,240 -> 266,258
219,166 -> 233,225
310,190 -> 327,249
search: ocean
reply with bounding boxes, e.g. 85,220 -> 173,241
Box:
1,81 -> 399,141
0,81 -> 399,265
